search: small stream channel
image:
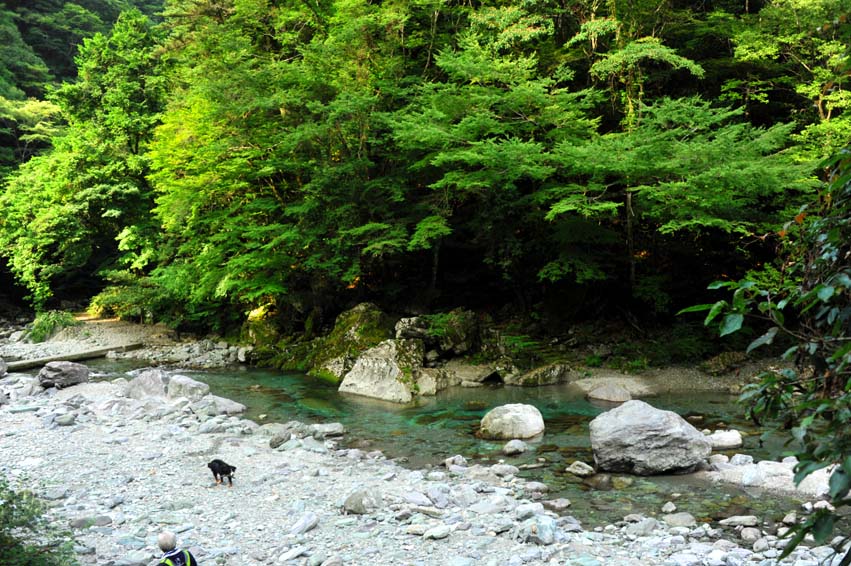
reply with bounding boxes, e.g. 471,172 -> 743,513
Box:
85,359 -> 807,528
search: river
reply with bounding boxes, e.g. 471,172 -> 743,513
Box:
84,358 -> 806,527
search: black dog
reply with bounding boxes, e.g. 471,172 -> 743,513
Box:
207,459 -> 236,487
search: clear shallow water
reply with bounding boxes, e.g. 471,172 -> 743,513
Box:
85,359 -> 807,526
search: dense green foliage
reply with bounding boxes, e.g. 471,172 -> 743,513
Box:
0,9 -> 165,308
0,0 -> 848,335
0,1 -> 164,176
0,479 -> 78,566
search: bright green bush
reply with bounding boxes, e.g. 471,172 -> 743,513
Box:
0,480 -> 78,566
28,311 -> 79,343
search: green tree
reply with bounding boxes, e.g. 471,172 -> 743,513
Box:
137,0 -> 452,327
390,5 -> 600,305
0,97 -> 61,177
727,0 -> 851,163
0,479 -> 78,566
0,9 -> 165,308
4,0 -> 164,84
0,8 -> 52,99
549,96 -> 817,311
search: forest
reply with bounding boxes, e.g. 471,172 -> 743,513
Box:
0,0 -> 848,339
1,1 -> 851,556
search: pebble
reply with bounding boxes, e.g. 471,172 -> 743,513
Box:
0,339 -> 837,566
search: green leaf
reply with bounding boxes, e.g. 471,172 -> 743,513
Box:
719,313 -> 744,337
812,513 -> 835,543
829,469 -> 851,500
747,326 -> 778,353
704,300 -> 728,325
817,285 -> 835,301
778,528 -> 807,559
829,342 -> 851,363
676,303 -> 714,315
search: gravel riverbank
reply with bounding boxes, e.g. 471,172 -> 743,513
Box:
0,321 -> 848,566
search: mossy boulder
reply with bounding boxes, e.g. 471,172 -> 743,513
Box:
262,303 -> 395,382
396,308 -> 481,357
504,363 -> 573,386
241,304 -> 281,346
338,339 -> 425,403
310,303 -> 394,381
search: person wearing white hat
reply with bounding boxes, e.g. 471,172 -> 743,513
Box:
157,531 -> 198,566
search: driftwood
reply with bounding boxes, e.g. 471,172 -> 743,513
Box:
5,343 -> 144,371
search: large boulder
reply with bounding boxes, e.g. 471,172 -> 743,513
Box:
503,363 -> 572,386
311,303 -> 395,381
707,429 -> 743,450
125,369 -> 169,399
37,361 -> 89,389
166,374 -> 210,402
395,308 -> 481,356
338,339 -> 424,403
589,400 -> 711,475
414,367 -> 451,396
443,360 -> 498,387
587,383 -> 632,403
479,404 -> 545,439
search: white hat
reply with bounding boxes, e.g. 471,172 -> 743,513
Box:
157,531 -> 177,551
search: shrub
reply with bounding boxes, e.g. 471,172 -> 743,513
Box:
0,480 -> 78,566
688,148 -> 851,563
28,311 -> 79,343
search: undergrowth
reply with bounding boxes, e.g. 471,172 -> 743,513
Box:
28,311 -> 79,343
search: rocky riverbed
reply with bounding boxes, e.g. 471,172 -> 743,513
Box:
1,320 -> 849,566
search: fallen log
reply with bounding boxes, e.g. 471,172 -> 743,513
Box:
4,343 -> 144,371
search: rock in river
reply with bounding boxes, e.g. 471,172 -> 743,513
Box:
589,400 -> 711,475
479,404 -> 545,440
338,339 -> 424,403
37,361 -> 90,389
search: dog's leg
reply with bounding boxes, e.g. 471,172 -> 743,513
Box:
227,476 -> 233,488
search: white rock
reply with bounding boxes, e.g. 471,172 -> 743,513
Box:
502,439 -> 528,455
565,461 -> 595,477
719,515 -> 759,527
707,430 -> 743,450
479,404 -> 545,440
339,339 -> 424,404
587,383 -> 632,403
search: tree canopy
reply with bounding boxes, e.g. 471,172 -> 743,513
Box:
0,0 -> 847,332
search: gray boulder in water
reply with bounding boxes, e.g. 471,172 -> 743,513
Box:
166,374 -> 210,402
37,361 -> 90,389
589,400 -> 711,475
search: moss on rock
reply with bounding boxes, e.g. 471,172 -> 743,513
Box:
255,303 -> 394,383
